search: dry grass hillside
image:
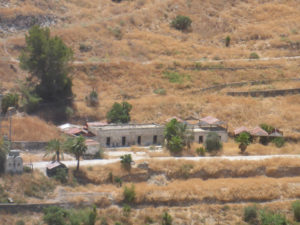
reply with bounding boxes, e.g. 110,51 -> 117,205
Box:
0,0 -> 300,138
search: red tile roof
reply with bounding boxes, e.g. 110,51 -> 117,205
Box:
250,126 -> 269,136
234,126 -> 250,135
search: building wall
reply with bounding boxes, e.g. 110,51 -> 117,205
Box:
96,127 -> 165,148
5,156 -> 23,174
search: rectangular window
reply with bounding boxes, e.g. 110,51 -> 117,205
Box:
137,136 -> 141,145
153,135 -> 157,145
122,136 -> 126,146
199,136 -> 203,143
106,137 -> 111,147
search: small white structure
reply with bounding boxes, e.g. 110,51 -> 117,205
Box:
5,150 -> 23,174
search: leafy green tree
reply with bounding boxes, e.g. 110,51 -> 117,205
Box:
235,132 -> 251,153
106,102 -> 132,123
164,119 -> 189,154
65,136 -> 87,171
1,93 -> 19,114
120,154 -> 133,171
205,132 -> 222,152
162,212 -> 172,225
20,25 -> 73,104
171,15 -> 192,31
45,139 -> 64,162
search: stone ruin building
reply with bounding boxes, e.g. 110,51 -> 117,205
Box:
5,150 -> 23,174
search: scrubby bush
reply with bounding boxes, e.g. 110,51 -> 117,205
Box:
1,93 -> 19,114
53,168 -> 68,184
225,36 -> 231,47
178,164 -> 193,179
123,184 -> 135,203
15,220 -> 25,225
154,88 -> 167,95
259,210 -> 287,225
123,204 -> 131,217
272,137 -> 285,148
249,52 -> 260,59
86,89 -> 99,107
196,147 -> 205,156
292,200 -> 300,222
120,154 -> 133,171
162,212 -> 172,225
243,205 -> 258,223
171,15 -> 192,31
43,206 -> 69,225
205,132 -> 222,152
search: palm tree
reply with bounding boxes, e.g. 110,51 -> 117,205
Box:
235,132 -> 251,154
45,139 -> 63,162
66,136 -> 87,171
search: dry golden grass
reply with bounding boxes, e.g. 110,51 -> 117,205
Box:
1,115 -> 60,141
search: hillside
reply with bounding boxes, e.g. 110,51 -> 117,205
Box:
0,0 -> 300,137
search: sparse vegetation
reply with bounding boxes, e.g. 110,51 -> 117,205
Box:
225,36 -> 231,47
196,147 -> 205,156
292,200 -> 300,222
171,15 -> 192,31
1,93 -> 19,114
123,184 -> 135,203
249,52 -> 260,59
162,212 -> 172,225
243,205 -> 258,223
86,89 -> 99,107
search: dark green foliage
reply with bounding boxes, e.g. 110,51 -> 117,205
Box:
114,176 -> 123,187
79,43 -> 92,52
15,220 -> 25,225
162,212 -> 172,225
106,102 -> 132,124
272,137 -> 285,148
19,83 -> 41,113
171,15 -> 192,31
196,147 -> 205,156
1,93 -> 19,114
123,204 -> 131,217
112,0 -> 122,2
260,124 -> 275,134
225,36 -> 231,47
123,184 -> 135,203
19,25 -> 73,104
43,206 -> 69,225
120,154 -> 133,171
88,205 -> 97,225
235,132 -> 251,153
86,89 -> 99,107
292,200 -> 300,222
23,165 -> 32,173
53,168 -> 68,184
205,132 -> 222,152
43,206 -> 97,225
243,205 -> 258,223
259,210 -> 287,225
0,137 -> 9,174
164,119 -> 188,154
249,52 -> 260,59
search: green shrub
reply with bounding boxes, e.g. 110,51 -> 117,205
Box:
106,102 -> 132,124
88,205 -> 97,225
167,135 -> 184,154
54,168 -> 68,184
123,184 -> 135,203
162,212 -> 172,225
163,71 -> 183,83
23,165 -> 32,173
196,147 -> 205,156
259,210 -> 287,225
205,132 -> 222,152
120,154 -> 133,171
114,176 -> 123,187
225,36 -> 231,47
153,88 -> 167,95
260,124 -> 274,134
86,89 -> 99,107
43,206 -> 69,225
272,137 -> 285,148
1,93 -> 19,114
243,205 -> 257,223
79,43 -> 92,52
123,204 -> 131,217
171,15 -> 192,31
111,27 -> 122,40
249,52 -> 260,59
15,220 -> 25,225
235,132 -> 251,153
292,200 -> 300,222
178,164 -> 193,179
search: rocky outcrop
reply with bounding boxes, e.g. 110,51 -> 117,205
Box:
0,14 -> 56,32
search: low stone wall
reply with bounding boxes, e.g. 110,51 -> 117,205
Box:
11,141 -> 48,150
227,88 -> 300,97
